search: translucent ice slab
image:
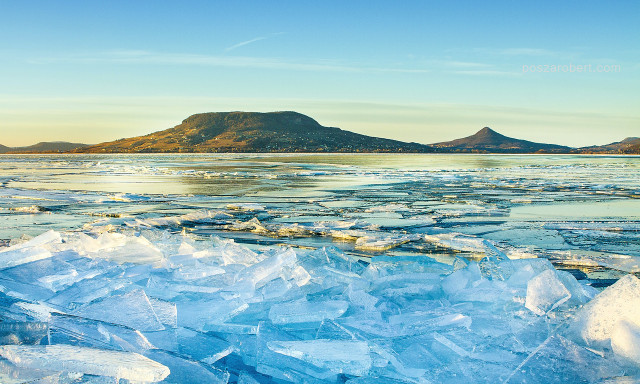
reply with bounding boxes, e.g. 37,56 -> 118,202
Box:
0,345 -> 170,382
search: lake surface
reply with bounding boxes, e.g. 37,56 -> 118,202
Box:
1,153 -> 639,282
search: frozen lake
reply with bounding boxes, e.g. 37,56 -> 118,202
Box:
1,154 -> 638,279
0,153 -> 639,382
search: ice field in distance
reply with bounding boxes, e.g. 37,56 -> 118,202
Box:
0,153 -> 639,383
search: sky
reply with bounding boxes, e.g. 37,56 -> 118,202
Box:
0,0 -> 638,147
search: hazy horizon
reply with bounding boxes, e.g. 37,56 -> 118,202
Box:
1,1 -> 638,147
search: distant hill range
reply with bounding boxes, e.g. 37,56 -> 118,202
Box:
432,127 -> 572,153
73,111 -> 433,153
577,137 -> 640,154
2,111 -> 638,154
0,141 -> 89,154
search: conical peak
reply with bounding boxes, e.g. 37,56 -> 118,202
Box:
477,127 -> 497,135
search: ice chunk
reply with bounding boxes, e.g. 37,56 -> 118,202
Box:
432,331 -> 471,358
73,232 -> 127,253
346,377 -> 417,384
277,223 -> 313,237
75,232 -> 163,264
388,312 -> 471,336
178,299 -> 248,331
610,321 -> 640,367
371,272 -> 441,297
256,322 -> 337,381
237,371 -> 262,384
267,339 -> 372,376
145,350 -> 229,383
355,235 -> 412,251
149,297 -> 177,329
234,248 -> 297,289
227,203 -> 265,211
7,230 -> 61,250
211,238 -> 262,266
365,204 -> 409,213
368,343 -> 427,379
0,322 -> 48,345
442,262 -> 482,296
176,327 -> 233,364
1,256 -> 109,294
424,232 -> 487,253
49,314 -> 154,353
289,265 -> 312,287
504,335 -> 621,383
0,358 -> 59,384
172,262 -> 225,280
10,301 -> 63,322
47,272 -> 131,308
570,274 -> 640,348
177,241 -> 197,255
525,270 -> 571,315
228,217 -> 269,234
302,246 -> 364,274
269,299 -> 349,324
133,210 -> 232,227
145,275 -> 222,300
556,270 -> 597,306
479,253 -> 513,282
505,258 -> 555,288
315,319 -> 357,340
0,241 -> 53,270
73,289 -> 165,332
0,345 -> 169,382
346,285 -> 378,311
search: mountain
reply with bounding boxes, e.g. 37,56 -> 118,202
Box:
75,111 -> 434,153
4,115 -> 635,155
432,127 -> 573,153
578,137 -> 640,154
8,142 -> 90,153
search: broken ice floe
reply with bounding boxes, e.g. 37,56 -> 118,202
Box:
1,229 -> 639,382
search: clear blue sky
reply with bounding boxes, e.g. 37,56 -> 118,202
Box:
1,0 -> 638,147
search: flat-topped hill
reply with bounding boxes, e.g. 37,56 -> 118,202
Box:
75,111 -> 434,153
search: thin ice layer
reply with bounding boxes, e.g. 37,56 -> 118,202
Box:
0,345 -> 170,382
